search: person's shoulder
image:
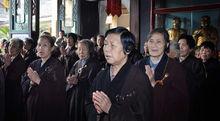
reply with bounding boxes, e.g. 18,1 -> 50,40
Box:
29,58 -> 41,68
129,64 -> 148,80
135,57 -> 148,66
168,57 -> 184,69
93,66 -> 108,81
190,55 -> 203,63
48,57 -> 64,69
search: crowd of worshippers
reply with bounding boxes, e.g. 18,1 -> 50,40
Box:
0,27 -> 219,121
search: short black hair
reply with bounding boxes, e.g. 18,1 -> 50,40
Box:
200,41 -> 215,51
24,37 -> 35,49
104,26 -> 128,37
66,33 -> 78,43
178,34 -> 195,49
105,27 -> 135,53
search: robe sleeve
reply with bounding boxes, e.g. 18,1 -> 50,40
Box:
85,70 -> 104,121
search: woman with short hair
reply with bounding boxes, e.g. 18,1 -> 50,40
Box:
87,27 -> 152,121
26,35 -> 66,121
66,39 -> 101,121
136,28 -> 189,121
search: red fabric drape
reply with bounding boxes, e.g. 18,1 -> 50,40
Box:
106,0 -> 122,17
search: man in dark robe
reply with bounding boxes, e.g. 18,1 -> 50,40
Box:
177,34 -> 206,121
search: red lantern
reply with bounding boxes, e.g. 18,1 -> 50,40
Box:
106,0 -> 122,17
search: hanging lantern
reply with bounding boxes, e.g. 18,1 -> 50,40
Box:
106,0 -> 122,17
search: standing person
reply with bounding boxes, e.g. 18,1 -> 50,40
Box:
22,38 -> 38,68
3,38 -> 26,121
136,28 -> 189,121
199,41 -> 220,121
87,27 -> 152,121
26,35 -> 66,121
59,33 -> 79,75
56,30 -> 66,47
177,34 -> 206,121
95,34 -> 106,67
66,39 -> 101,121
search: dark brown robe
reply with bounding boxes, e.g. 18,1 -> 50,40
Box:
200,58 -> 220,121
26,57 -> 66,121
66,57 -> 101,121
136,54 -> 189,121
87,62 -> 152,121
4,54 -> 26,121
177,55 -> 206,121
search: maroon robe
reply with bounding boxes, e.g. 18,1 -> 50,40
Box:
136,54 -> 189,121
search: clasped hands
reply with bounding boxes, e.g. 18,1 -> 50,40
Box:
92,91 -> 112,114
27,67 -> 41,85
145,65 -> 156,87
66,74 -> 78,85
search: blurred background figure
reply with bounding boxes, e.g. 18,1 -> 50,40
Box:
55,30 -> 66,47
22,38 -> 38,68
90,36 -> 97,46
194,46 -> 201,59
167,42 -> 180,59
0,39 -> 8,54
95,34 -> 106,67
59,33 -> 79,75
